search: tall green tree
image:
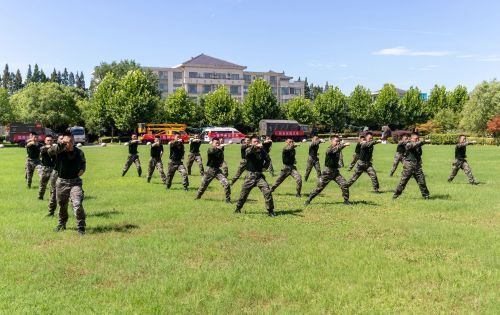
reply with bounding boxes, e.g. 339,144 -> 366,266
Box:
40,70 -> 47,83
61,68 -> 69,85
460,79 -> 500,134
32,64 -> 41,83
242,78 -> 281,129
427,84 -> 448,115
68,72 -> 75,86
372,83 -> 401,126
399,86 -> 427,127
313,86 -> 348,131
50,69 -> 58,82
163,88 -> 198,124
447,85 -> 468,113
77,72 -> 86,89
204,86 -> 239,126
82,74 -> 116,134
303,77 -> 312,100
348,85 -> 374,126
57,71 -> 62,84
90,60 -> 143,92
25,65 -> 32,84
283,95 -> 315,124
2,64 -> 9,89
0,88 -> 17,124
14,70 -> 23,91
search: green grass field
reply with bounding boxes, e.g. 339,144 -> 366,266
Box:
0,142 -> 498,313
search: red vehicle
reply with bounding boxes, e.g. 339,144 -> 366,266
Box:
6,122 -> 57,147
137,123 -> 190,143
258,119 -> 306,142
201,127 -> 247,143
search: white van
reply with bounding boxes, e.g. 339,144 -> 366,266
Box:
70,126 -> 86,145
201,127 -> 246,144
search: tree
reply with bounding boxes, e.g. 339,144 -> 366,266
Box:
447,85 -> 468,113
304,77 -> 312,100
68,72 -> 75,86
50,69 -> 58,82
0,88 -> 17,124
61,68 -> 69,85
486,116 -> 500,137
399,86 -> 427,127
283,96 -> 315,125
427,84 -> 448,115
40,70 -> 47,83
32,64 -> 41,83
90,60 -> 143,92
13,70 -> 23,91
57,71 -> 62,84
25,65 -> 32,84
242,78 -> 281,129
2,64 -> 9,89
9,82 -> 82,130
313,86 -> 348,132
77,72 -> 85,89
460,79 -> 500,134
372,83 -> 401,126
311,84 -> 323,100
161,88 -> 198,124
433,108 -> 461,132
81,74 -> 116,134
348,85 -> 374,127
204,86 -> 239,126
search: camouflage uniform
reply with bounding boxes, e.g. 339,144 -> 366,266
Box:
270,144 -> 302,196
393,141 -> 430,198
147,143 -> 167,185
390,140 -> 407,176
187,139 -> 204,176
347,140 -> 380,191
231,143 -> 249,185
262,140 -> 275,176
48,143 -> 86,231
166,140 -> 189,189
196,146 -> 231,201
38,145 -> 56,199
25,142 -> 42,188
122,140 -> 142,176
306,143 -> 349,203
347,142 -> 361,171
448,142 -> 477,184
304,139 -> 322,182
338,151 -> 345,168
235,145 -> 274,215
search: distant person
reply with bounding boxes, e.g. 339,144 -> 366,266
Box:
147,136 -> 168,186
49,131 -> 87,235
390,134 -> 409,177
166,132 -> 189,190
270,138 -> 302,197
448,135 -> 478,185
304,135 -> 324,182
195,137 -> 231,203
25,132 -> 42,189
235,135 -> 275,217
305,136 -> 351,206
262,136 -> 275,176
187,134 -> 204,176
47,134 -> 64,217
231,136 -> 251,185
346,132 -> 381,193
38,135 -> 55,200
347,135 -> 364,171
122,134 -> 142,177
393,133 -> 431,199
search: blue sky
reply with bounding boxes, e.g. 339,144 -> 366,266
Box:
1,0 -> 499,93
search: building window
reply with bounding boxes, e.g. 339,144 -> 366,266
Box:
158,71 -> 166,79
272,87 -> 277,95
243,85 -> 249,95
243,74 -> 251,83
215,73 -> 227,80
159,83 -> 166,91
203,85 -> 212,93
188,84 -> 197,94
230,73 -> 240,80
189,72 -> 198,78
295,88 -> 302,95
280,87 -> 289,95
173,72 -> 182,80
230,85 -> 239,95
270,76 -> 277,84
204,73 -> 213,79
289,88 -> 295,95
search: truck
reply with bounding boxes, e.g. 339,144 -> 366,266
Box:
201,127 -> 247,144
137,123 -> 190,144
258,119 -> 306,142
6,122 -> 57,147
69,126 -> 86,145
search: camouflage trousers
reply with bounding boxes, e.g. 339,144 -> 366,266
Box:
448,159 -> 476,184
187,153 -> 204,176
38,166 -> 54,199
48,170 -> 58,215
123,154 -> 142,176
266,160 -> 275,176
147,157 -> 167,184
390,152 -> 404,176
271,165 -> 302,195
231,159 -> 247,184
307,167 -> 349,202
394,161 -> 429,198
196,167 -> 231,201
347,161 -> 379,190
347,154 -> 359,171
25,158 -> 41,188
304,156 -> 321,182
221,161 -> 229,178
56,177 -> 85,229
338,151 -> 345,168
236,172 -> 274,213
167,161 -> 189,189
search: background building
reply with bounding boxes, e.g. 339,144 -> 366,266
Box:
145,54 -> 304,103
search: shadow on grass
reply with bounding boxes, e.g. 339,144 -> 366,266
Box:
85,223 -> 139,234
276,209 -> 304,216
316,200 -> 379,206
274,192 -> 301,197
428,194 -> 451,200
84,195 -> 97,200
87,210 -> 122,218
169,187 -> 196,191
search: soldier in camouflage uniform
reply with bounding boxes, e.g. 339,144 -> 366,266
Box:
187,134 -> 204,176
448,135 -> 478,185
195,137 -> 231,203
235,135 -> 275,217
270,138 -> 302,197
147,136 -> 168,186
49,131 -> 87,235
347,135 -> 364,171
305,136 -> 351,206
304,135 -> 324,182
393,133 -> 431,199
231,136 -> 250,185
166,132 -> 189,190
262,136 -> 275,176
47,134 -> 63,216
25,132 -> 42,189
220,138 -> 229,177
122,134 -> 142,177
390,134 -> 409,177
347,132 -> 381,193
38,135 -> 55,200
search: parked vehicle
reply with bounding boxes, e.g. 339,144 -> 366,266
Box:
69,126 -> 86,145
201,127 -> 246,143
6,122 -> 56,146
258,119 -> 306,142
137,123 -> 190,143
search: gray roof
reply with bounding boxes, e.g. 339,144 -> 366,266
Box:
181,54 -> 246,69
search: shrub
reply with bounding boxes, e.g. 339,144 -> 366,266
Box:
428,133 -> 497,145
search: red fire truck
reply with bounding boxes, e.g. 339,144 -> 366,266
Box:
137,123 -> 190,143
258,119 -> 306,142
201,127 -> 247,143
6,122 -> 57,146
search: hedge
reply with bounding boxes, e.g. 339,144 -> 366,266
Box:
427,133 -> 498,145
98,136 -> 130,143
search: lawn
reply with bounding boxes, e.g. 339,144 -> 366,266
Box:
0,142 -> 498,313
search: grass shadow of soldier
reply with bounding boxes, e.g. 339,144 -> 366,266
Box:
84,223 -> 139,234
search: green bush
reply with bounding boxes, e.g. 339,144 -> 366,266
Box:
428,133 -> 497,145
98,136 -> 130,143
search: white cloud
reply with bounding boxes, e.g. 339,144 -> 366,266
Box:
373,46 -> 451,56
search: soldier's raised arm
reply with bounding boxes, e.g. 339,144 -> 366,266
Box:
48,142 -> 66,156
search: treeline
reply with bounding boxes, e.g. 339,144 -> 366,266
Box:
0,60 -> 498,137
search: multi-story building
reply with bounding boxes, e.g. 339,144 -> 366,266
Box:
145,54 -> 304,103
